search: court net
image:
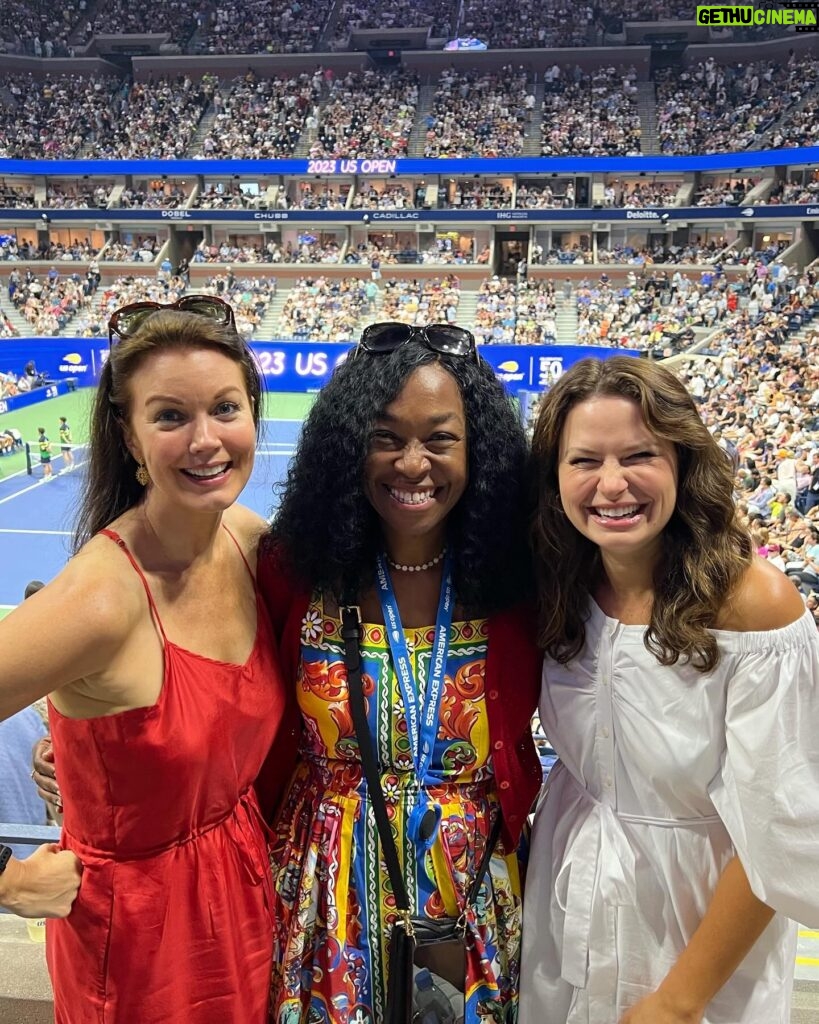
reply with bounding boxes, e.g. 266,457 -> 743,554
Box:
24,441 -> 88,478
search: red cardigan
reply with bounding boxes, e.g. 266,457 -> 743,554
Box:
256,552 -> 543,851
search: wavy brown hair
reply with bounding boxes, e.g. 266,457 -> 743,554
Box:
74,308 -> 261,551
531,356 -> 753,672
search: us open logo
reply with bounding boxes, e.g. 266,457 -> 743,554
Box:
696,1 -> 819,30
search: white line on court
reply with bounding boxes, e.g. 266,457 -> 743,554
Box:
0,460 -> 88,506
0,528 -> 72,536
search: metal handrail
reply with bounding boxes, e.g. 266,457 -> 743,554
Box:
0,824 -> 61,846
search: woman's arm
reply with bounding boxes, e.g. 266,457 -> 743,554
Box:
0,552 -> 136,721
619,858 -> 773,1024
623,559 -> 807,1024
0,551 -> 140,916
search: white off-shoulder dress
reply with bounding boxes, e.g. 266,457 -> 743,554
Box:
520,599 -> 819,1024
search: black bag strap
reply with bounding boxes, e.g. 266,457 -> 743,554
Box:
341,602 -> 502,920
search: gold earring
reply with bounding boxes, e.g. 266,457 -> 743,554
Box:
135,463 -> 150,487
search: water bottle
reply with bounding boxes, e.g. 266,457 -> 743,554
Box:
414,967 -> 455,1024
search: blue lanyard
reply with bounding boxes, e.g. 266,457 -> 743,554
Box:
375,551 -> 454,787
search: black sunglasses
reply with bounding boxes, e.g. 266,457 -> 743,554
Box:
356,322 -> 478,360
107,295 -> 235,346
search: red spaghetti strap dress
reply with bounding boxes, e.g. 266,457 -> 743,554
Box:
46,528 -> 288,1024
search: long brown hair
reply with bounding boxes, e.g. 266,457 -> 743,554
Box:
74,309 -> 262,551
530,356 -> 752,672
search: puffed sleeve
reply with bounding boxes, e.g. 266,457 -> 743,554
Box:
708,609 -> 819,926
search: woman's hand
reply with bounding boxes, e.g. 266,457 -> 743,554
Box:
31,736 -> 61,812
0,844 -> 82,918
619,990 -> 703,1024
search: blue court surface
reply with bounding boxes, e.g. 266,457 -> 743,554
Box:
0,417 -> 300,611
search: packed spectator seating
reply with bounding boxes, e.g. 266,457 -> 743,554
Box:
474,276 -> 517,345
606,181 -> 678,207
0,73 -> 219,160
515,182 -> 574,209
280,276 -> 368,341
193,236 -> 343,264
0,0 -> 86,56
772,179 -> 819,205
458,0 -> 598,48
87,0 -> 201,41
515,281 -> 560,344
0,182 -> 36,207
541,66 -> 642,157
45,183 -> 113,209
471,264 -> 756,351
424,66 -> 530,159
693,179 -> 756,207
0,73 -> 123,159
309,70 -> 418,160
8,266 -> 91,335
63,273 -> 268,339
655,54 -> 819,155
595,240 -> 727,265
332,0 -> 456,42
4,237 -> 99,261
769,93 -> 819,150
120,183 -> 187,209
192,182 -> 261,210
102,237 -> 159,262
195,275 -> 275,337
198,0 -> 328,54
351,184 -> 412,210
94,74 -> 217,159
198,72 -> 319,158
442,181 -> 512,210
295,183 -> 350,210
380,275 -> 461,325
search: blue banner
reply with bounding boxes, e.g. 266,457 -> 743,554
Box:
0,149 -> 818,176
2,205 -> 818,224
0,379 -> 71,415
0,339 -> 635,399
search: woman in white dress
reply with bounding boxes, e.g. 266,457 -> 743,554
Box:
521,356 -> 819,1024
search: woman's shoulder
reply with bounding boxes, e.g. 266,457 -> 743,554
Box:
716,556 -> 807,633
221,504 -> 268,571
34,537 -> 147,646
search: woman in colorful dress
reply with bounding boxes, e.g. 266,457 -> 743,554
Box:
521,356 -> 819,1024
259,322 -> 542,1024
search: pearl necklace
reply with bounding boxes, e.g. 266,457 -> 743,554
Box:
386,548 -> 446,573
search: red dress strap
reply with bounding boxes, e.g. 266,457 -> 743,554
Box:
98,528 -> 168,645
222,523 -> 256,584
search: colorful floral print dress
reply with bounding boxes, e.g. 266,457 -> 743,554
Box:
270,595 -> 523,1024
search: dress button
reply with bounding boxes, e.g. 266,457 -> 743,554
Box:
602,726 -> 610,738
494,741 -> 504,751
488,690 -> 499,700
500,781 -> 510,790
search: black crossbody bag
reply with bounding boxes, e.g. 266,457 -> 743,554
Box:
341,603 -> 502,1024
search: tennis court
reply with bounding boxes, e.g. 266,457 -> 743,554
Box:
0,389 -> 313,615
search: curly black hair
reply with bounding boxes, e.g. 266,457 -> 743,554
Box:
267,341 -> 532,614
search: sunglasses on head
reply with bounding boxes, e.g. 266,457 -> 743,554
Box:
356,322 -> 478,361
107,295 -> 235,346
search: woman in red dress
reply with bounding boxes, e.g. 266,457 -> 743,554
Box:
0,297 -> 293,1023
